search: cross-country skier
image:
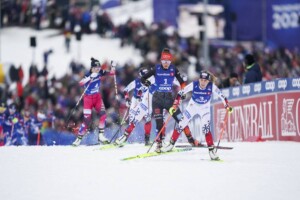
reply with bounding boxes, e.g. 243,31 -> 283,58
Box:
72,58 -> 115,146
139,48 -> 199,152
161,70 -> 233,160
116,68 -> 153,145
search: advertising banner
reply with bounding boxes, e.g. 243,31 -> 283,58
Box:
266,0 -> 300,49
153,0 -> 178,26
213,94 -> 277,142
212,78 -> 300,142
277,92 -> 300,142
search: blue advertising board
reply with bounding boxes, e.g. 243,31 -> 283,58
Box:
266,0 -> 300,49
153,0 -> 179,26
212,78 -> 300,103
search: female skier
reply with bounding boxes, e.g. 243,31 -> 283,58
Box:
162,70 -> 233,160
72,58 -> 115,146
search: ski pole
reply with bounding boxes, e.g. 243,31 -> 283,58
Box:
110,60 -> 123,133
147,113 -> 172,153
215,109 -> 229,152
112,61 -> 119,102
66,77 -> 94,128
109,107 -> 129,143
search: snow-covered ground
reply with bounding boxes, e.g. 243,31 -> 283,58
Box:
1,141 -> 300,200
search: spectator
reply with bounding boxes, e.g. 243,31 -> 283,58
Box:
220,72 -> 240,88
243,54 -> 262,84
43,49 -> 53,67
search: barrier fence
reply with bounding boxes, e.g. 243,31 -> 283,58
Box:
212,78 -> 300,142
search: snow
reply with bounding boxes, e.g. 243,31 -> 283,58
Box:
106,0 -> 153,26
1,0 -> 154,85
1,142 -> 300,200
0,27 -> 143,85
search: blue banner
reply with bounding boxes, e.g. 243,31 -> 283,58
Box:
266,0 -> 300,49
212,78 -> 300,103
153,0 -> 178,26
226,0 -> 300,47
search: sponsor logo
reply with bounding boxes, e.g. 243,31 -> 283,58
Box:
158,86 -> 171,91
170,72 -> 174,76
140,103 -> 148,111
265,81 -> 275,91
281,98 -> 297,136
278,79 -> 287,90
184,110 -> 191,119
292,78 -> 300,88
254,83 -> 262,93
222,89 -> 229,98
193,91 -> 211,95
157,73 -> 171,76
232,87 -> 240,97
242,85 -> 251,95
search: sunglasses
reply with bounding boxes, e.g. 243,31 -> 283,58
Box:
161,60 -> 171,65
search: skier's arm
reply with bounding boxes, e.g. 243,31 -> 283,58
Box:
173,82 -> 193,106
79,75 -> 92,87
212,84 -> 233,112
141,67 -> 155,86
124,80 -> 136,100
174,68 -> 186,89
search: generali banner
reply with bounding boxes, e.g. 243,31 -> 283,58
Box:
212,78 -> 300,142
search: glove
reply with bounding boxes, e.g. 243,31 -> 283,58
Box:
90,72 -> 98,78
143,80 -> 151,87
169,106 -> 177,115
180,94 -> 186,100
12,117 -> 19,124
177,90 -> 186,100
125,98 -> 131,107
137,89 -> 143,98
225,104 -> 233,113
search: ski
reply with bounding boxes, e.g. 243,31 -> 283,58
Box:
95,143 -> 124,150
200,158 -> 224,162
175,144 -> 233,150
121,148 -> 192,161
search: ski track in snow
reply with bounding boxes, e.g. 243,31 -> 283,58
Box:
0,142 -> 300,200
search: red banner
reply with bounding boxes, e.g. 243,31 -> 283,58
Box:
213,94 -> 277,142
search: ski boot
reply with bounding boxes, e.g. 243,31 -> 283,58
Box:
208,146 -> 220,161
72,135 -> 83,146
145,135 -> 150,146
115,133 -> 128,146
161,139 -> 175,152
155,141 -> 162,153
98,129 -> 109,144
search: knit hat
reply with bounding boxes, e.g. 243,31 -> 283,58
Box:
199,71 -> 211,81
91,57 -> 101,67
160,48 -> 172,61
